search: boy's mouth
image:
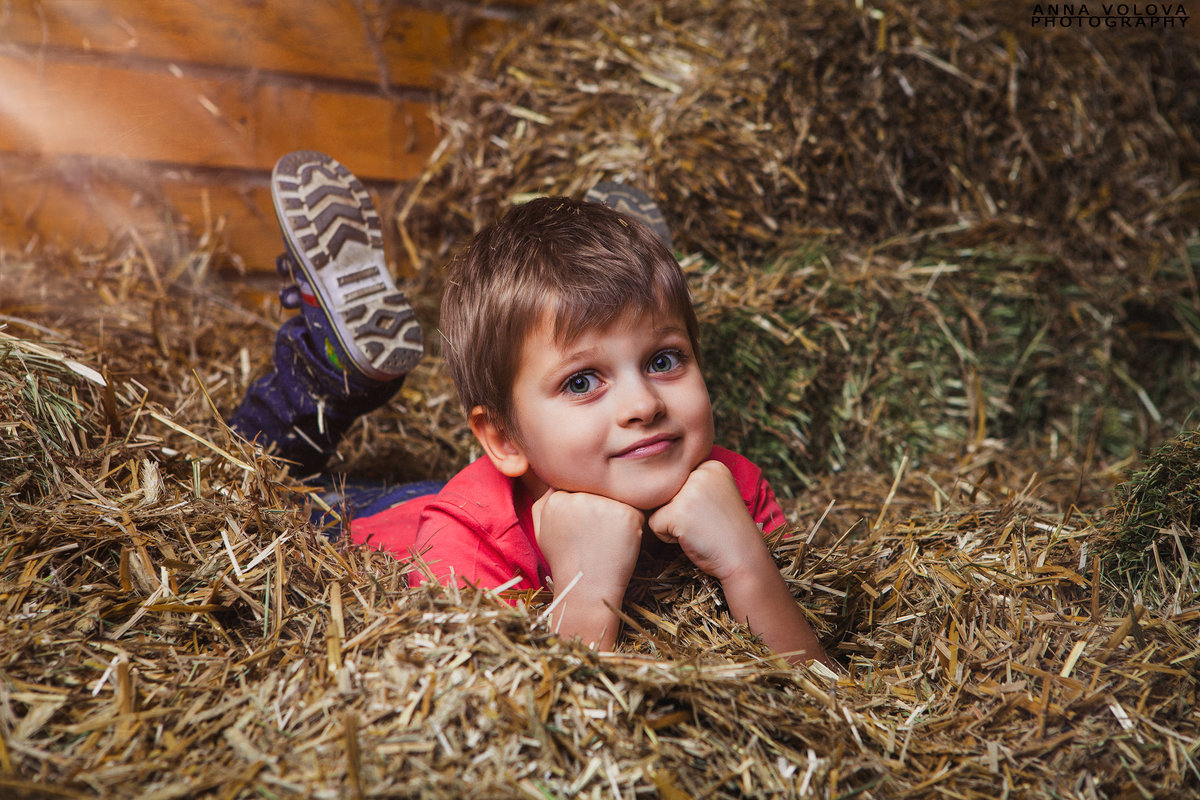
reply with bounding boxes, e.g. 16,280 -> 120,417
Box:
611,434 -> 677,459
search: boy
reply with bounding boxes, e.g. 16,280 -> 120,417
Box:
233,151 -> 830,667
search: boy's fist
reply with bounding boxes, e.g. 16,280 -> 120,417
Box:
647,460 -> 766,582
532,489 -> 644,602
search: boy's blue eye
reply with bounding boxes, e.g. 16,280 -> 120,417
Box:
648,351 -> 681,373
564,373 -> 595,394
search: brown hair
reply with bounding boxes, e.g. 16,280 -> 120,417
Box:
439,195 -> 698,436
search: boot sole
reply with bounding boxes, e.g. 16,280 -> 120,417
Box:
585,181 -> 674,251
271,151 -> 423,380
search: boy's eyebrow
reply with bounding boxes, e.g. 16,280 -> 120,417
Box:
550,325 -> 691,368
547,345 -> 601,371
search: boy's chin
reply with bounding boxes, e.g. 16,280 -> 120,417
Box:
620,483 -> 688,513
527,471 -> 690,512
613,466 -> 701,511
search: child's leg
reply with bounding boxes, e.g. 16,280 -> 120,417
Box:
230,316 -> 402,473
230,151 -> 423,475
309,477 -> 446,533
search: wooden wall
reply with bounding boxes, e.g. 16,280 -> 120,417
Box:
0,0 -> 533,275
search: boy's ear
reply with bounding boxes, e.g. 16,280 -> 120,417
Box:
468,406 -> 529,478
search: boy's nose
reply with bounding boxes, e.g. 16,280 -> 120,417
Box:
618,377 -> 666,425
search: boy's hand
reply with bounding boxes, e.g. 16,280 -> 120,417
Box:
533,489 -> 644,596
532,489 -> 644,649
647,460 -> 762,582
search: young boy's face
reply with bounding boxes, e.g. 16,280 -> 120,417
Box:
504,307 -> 714,511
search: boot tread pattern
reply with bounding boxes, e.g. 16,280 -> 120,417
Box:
271,151 -> 422,380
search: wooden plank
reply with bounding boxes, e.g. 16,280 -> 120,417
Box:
0,1 -> 542,264
157,176 -> 282,276
0,155 -> 411,279
0,53 -> 438,180
156,173 -> 415,279
0,154 -> 262,263
0,157 -> 125,255
0,0 -> 524,89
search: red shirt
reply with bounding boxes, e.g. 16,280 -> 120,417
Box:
348,445 -> 784,592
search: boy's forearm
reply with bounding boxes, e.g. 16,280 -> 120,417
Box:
720,553 -> 832,667
533,490 -> 643,652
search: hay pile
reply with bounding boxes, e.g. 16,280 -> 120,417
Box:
398,0 -> 1200,490
3,0 -> 1199,797
400,0 -> 1198,270
1,259 -> 1197,796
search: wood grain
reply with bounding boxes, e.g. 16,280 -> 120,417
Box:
0,0 -> 515,89
0,1 -> 535,265
0,154 -> 415,278
0,54 -> 436,179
